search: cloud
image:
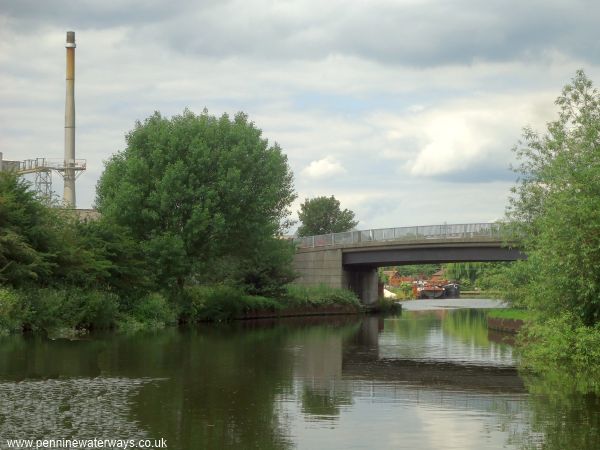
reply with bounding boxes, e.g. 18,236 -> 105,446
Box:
4,0 -> 600,67
370,91 -> 556,181
301,156 -> 346,179
1,0 -> 599,226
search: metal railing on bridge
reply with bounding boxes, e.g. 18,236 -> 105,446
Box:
294,223 -> 502,249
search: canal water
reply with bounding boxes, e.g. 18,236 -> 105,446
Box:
1,305 -> 599,449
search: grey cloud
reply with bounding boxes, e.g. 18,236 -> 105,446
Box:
430,164 -> 517,184
0,0 -> 202,27
3,0 -> 598,66
149,0 -> 600,66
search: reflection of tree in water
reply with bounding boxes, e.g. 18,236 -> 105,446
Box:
130,325 -> 296,450
442,309 -> 490,347
0,320 -> 364,450
300,387 -> 352,419
0,327 -> 296,450
487,369 -> 600,450
386,311 -> 439,340
511,372 -> 600,450
289,321 -> 359,422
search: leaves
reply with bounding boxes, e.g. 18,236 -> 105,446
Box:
508,71 -> 600,325
296,195 -> 358,237
95,109 -> 297,292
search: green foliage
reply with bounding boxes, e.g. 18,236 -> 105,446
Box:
389,282 -> 414,300
296,195 -> 358,236
235,237 -> 296,297
486,308 -> 531,321
377,268 -> 389,284
0,288 -> 26,334
96,109 -> 297,293
445,262 -> 483,284
284,284 -> 361,308
393,264 -> 439,278
184,283 -> 360,323
372,296 -> 401,313
23,288 -> 119,335
0,172 -> 139,291
185,285 -> 283,322
507,71 -> 600,325
443,261 -> 524,295
118,292 -> 177,331
518,313 -> 600,377
0,173 -> 58,285
75,219 -> 153,295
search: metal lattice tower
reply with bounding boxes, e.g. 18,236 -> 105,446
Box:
0,155 -> 86,203
34,169 -> 52,200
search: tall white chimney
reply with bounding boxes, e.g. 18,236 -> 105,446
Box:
64,31 -> 76,207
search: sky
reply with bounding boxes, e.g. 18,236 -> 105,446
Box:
1,0 -> 599,231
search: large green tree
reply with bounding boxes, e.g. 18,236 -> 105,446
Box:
95,109 -> 297,292
296,195 -> 358,237
508,70 -> 600,325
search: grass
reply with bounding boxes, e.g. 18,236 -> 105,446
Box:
0,283 -> 363,333
487,308 -> 531,321
183,283 -> 362,323
284,284 -> 361,308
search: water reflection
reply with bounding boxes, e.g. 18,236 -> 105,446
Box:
0,311 -> 598,449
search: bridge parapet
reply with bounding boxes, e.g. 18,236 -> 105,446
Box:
294,223 -> 502,249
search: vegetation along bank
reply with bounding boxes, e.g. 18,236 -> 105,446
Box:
0,110 -> 361,338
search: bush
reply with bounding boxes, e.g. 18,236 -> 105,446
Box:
518,313 -> 600,372
24,288 -> 119,335
0,288 -> 26,334
372,296 -> 401,313
389,282 -> 414,300
185,285 -> 283,322
118,292 -> 177,331
284,284 -> 361,308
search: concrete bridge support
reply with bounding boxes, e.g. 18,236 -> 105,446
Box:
292,248 -> 379,305
292,248 -> 346,288
345,268 -> 379,305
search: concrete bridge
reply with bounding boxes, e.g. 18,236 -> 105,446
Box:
292,223 -> 524,304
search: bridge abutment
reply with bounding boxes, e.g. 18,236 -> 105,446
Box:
292,248 -> 346,288
345,267 -> 379,305
292,248 -> 379,304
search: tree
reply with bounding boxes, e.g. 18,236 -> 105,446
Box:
507,70 -> 600,325
296,196 -> 358,237
0,173 -> 56,285
95,109 -> 297,292
0,172 -> 117,289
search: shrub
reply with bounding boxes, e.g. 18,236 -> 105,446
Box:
117,292 -> 177,332
518,313 -> 600,372
389,282 -> 414,300
372,296 -> 401,313
284,284 -> 361,308
184,285 -> 287,322
132,292 -> 176,326
0,288 -> 26,334
23,288 -> 119,334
